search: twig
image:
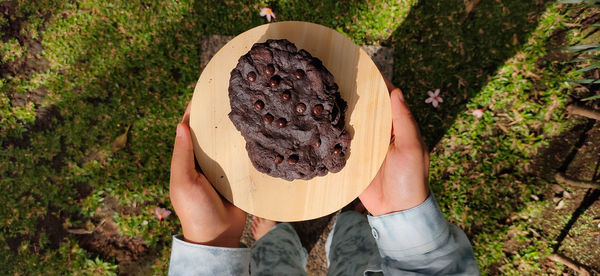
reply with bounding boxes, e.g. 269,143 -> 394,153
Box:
547,253 -> 591,276
567,105 -> 600,120
555,172 -> 600,189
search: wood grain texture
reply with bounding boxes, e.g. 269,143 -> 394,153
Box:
189,21 -> 391,222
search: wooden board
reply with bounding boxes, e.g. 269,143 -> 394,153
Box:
189,21 -> 391,222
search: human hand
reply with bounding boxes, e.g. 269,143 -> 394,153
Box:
169,103 -> 246,247
359,79 -> 430,216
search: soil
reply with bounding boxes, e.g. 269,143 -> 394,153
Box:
77,220 -> 148,266
0,0 -> 59,150
531,116 -> 600,274
5,207 -> 68,255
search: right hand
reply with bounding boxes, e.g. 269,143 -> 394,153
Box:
359,80 -> 430,216
169,103 -> 247,248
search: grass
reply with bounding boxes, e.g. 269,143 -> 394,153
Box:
0,0 -> 598,274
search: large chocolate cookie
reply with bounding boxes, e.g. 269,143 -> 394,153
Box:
228,39 -> 351,181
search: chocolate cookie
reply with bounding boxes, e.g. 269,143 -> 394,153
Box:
228,39 -> 351,181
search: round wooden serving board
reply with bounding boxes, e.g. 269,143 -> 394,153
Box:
189,21 -> 391,222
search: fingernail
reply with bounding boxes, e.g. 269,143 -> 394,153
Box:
176,124 -> 184,137
397,89 -> 405,101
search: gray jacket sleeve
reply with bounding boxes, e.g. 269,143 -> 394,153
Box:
168,235 -> 251,275
367,194 -> 480,275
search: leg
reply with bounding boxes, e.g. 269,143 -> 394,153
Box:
326,211 -> 381,276
251,217 -> 307,275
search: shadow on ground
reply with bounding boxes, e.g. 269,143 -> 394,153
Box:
390,0 -> 552,147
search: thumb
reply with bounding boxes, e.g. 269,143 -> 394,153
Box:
171,123 -> 197,182
390,88 -> 423,148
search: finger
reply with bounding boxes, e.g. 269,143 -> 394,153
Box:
389,88 -> 422,148
383,77 -> 396,93
170,123 -> 197,183
182,101 -> 192,125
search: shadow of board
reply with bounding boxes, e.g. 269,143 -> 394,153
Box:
389,0 -> 553,148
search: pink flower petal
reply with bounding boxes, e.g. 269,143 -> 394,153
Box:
432,100 -> 439,108
434,89 -> 440,96
260,8 -> 275,22
427,90 -> 434,97
155,207 -> 172,221
436,96 -> 443,103
425,97 -> 433,104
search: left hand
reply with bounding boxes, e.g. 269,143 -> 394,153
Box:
169,103 -> 246,248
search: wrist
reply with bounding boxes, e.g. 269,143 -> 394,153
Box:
181,224 -> 240,248
367,187 -> 430,216
182,235 -> 239,248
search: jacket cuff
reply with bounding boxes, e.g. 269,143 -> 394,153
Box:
367,194 -> 450,257
168,235 -> 250,275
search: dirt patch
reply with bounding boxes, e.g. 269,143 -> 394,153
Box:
0,1 -> 50,80
531,116 -> 600,274
77,220 -> 148,266
1,1 -> 62,151
531,119 -> 595,182
74,195 -> 151,274
4,207 -> 67,255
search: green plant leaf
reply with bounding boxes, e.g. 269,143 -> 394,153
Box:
582,94 -> 600,101
558,0 -> 600,3
575,62 -> 600,72
563,44 -> 600,53
112,125 -> 131,152
568,79 -> 600,84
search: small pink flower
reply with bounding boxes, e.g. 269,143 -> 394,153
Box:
472,109 -> 484,118
155,207 -> 171,222
260,8 -> 276,22
425,89 -> 443,108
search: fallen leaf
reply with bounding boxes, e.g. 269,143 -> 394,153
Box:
67,228 -> 93,235
112,125 -> 131,152
553,197 -> 561,203
465,0 -> 480,15
530,194 -> 539,201
563,191 -> 572,199
551,184 -> 564,193
555,200 -> 565,210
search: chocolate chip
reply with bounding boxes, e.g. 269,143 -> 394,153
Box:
269,77 -> 280,88
295,103 -> 306,114
275,118 -> 287,128
287,154 -> 298,165
254,100 -> 264,111
332,144 -> 343,156
281,91 -> 291,102
312,139 -> 321,149
312,104 -> 324,115
294,69 -> 305,79
263,114 -> 274,124
274,155 -> 283,164
265,64 -> 275,76
247,72 -> 257,82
